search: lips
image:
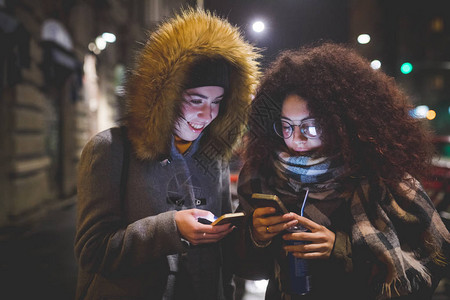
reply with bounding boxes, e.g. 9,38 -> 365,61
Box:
187,121 -> 207,133
293,144 -> 309,152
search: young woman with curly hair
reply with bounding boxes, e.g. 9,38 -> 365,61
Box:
233,43 -> 450,299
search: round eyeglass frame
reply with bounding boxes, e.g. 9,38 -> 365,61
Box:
273,119 -> 321,139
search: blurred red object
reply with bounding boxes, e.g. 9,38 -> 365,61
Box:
230,173 -> 239,183
422,135 -> 450,211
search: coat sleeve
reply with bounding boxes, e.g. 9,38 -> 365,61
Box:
74,130 -> 187,277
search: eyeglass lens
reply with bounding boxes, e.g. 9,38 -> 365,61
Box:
274,119 -> 320,139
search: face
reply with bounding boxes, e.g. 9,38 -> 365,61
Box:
280,94 -> 322,153
174,86 -> 224,141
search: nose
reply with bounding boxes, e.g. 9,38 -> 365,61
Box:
292,126 -> 307,142
197,103 -> 213,121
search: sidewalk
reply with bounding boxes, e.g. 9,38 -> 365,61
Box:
0,202 -> 78,300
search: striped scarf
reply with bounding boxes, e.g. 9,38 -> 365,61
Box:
273,151 -> 348,194
241,151 -> 450,299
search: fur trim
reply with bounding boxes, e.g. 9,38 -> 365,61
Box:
125,8 -> 261,160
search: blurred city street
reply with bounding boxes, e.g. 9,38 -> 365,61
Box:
1,1 -> 450,299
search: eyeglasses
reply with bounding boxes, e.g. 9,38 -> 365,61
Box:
273,118 -> 321,139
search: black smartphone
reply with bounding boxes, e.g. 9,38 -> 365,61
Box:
197,217 -> 213,225
249,193 -> 289,215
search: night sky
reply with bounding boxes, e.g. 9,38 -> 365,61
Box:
204,0 -> 349,68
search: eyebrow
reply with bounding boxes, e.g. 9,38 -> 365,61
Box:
185,93 -> 224,100
280,116 -> 314,122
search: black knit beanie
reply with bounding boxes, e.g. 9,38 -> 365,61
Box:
184,57 -> 230,90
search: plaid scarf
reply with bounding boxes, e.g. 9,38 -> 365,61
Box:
239,151 -> 450,299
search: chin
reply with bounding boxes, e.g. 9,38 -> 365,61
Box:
288,148 -> 315,156
176,125 -> 201,141
182,135 -> 199,142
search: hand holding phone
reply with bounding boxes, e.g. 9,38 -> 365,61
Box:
248,194 -> 297,245
176,209 -> 234,245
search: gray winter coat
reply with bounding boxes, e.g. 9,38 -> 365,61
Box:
75,127 -> 233,299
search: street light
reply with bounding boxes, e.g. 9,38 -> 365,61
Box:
357,34 -> 371,44
252,21 -> 265,33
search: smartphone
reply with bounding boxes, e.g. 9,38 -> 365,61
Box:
249,193 -> 289,215
197,212 -> 245,226
211,212 -> 245,226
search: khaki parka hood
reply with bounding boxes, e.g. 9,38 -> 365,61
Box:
125,8 -> 261,161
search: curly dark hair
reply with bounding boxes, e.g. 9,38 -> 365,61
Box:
244,42 -> 434,186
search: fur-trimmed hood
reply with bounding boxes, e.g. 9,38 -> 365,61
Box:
124,8 -> 261,161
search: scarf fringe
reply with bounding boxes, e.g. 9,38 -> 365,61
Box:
380,270 -> 431,300
380,277 -> 409,299
432,250 -> 448,267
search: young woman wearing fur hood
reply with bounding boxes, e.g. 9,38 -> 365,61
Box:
74,9 -> 260,300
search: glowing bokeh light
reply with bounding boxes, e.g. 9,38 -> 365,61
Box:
95,36 -> 106,50
357,34 -> 371,44
370,60 -> 381,70
102,32 -> 116,43
252,21 -> 265,33
413,105 -> 429,118
400,62 -> 413,74
426,110 -> 436,120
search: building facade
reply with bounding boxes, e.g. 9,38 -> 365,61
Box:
0,0 -> 196,230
